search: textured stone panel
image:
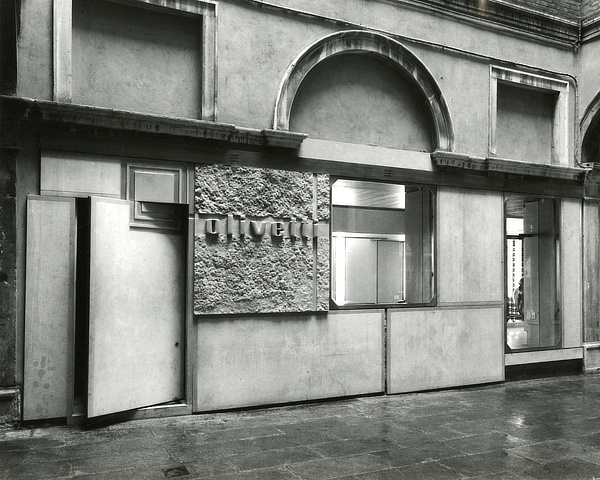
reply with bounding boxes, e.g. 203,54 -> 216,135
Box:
194,165 -> 329,314
196,165 -> 314,217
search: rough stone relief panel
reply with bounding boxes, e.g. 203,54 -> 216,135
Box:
194,165 -> 329,314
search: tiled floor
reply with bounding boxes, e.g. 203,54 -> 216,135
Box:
2,375 -> 600,479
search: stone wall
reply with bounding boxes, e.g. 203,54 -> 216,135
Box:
194,165 -> 329,315
0,149 -> 18,427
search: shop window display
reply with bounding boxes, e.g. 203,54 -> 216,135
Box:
331,179 -> 434,306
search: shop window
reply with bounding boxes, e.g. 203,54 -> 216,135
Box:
505,194 -> 561,351
331,179 -> 434,306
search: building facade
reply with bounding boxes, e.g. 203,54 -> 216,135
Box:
2,0 -> 600,426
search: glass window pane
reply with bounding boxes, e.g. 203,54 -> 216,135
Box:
505,194 -> 561,351
331,179 -> 434,306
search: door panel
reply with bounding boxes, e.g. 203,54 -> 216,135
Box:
88,197 -> 184,417
24,196 -> 76,420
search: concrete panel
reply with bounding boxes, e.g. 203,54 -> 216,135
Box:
194,310 -> 384,411
437,188 -> 504,305
24,196 -> 75,420
583,201 -> 600,343
41,151 -> 122,198
388,307 -> 504,394
561,198 -> 583,348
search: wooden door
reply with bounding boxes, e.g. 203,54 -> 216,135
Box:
87,197 -> 185,418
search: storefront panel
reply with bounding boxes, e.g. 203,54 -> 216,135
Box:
387,307 -> 504,394
194,310 -> 384,411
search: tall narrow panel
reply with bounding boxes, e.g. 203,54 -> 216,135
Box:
88,197 -> 184,417
24,196 -> 75,420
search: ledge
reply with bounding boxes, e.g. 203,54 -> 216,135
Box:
432,150 -> 587,182
0,96 -> 308,150
505,348 -> 583,366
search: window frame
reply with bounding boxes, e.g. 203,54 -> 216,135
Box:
329,177 -> 437,310
504,192 -> 562,352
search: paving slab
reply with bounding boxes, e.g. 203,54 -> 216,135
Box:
2,375 -> 600,479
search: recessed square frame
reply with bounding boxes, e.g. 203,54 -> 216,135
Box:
126,162 -> 190,231
53,0 -> 217,121
489,66 -> 570,166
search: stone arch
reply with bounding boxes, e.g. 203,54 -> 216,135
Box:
582,92 -> 600,164
274,30 -> 455,152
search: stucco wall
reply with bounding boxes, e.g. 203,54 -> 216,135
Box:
14,0 -> 579,160
580,38 -> 600,116
72,0 -> 202,118
216,0 -> 576,158
194,165 -> 329,314
16,0 -> 53,99
290,54 -> 434,151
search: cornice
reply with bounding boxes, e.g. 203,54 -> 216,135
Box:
582,16 -> 600,42
432,150 -> 587,183
0,96 -> 308,150
404,0 -> 579,46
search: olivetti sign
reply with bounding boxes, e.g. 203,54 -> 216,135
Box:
200,214 -> 320,239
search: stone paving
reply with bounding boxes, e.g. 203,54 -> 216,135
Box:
2,375 -> 600,479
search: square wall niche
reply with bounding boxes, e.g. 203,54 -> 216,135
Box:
489,66 -> 570,166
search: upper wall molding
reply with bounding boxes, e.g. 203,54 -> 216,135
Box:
0,96 -> 307,150
274,30 -> 455,152
400,0 -> 580,46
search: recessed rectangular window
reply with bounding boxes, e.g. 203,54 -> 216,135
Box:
490,66 -> 570,166
496,83 -> 557,164
72,0 -> 201,118
54,0 -> 216,120
505,194 -> 561,351
331,179 -> 434,306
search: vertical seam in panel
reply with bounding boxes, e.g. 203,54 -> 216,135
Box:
313,173 -> 318,311
383,309 -> 388,395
